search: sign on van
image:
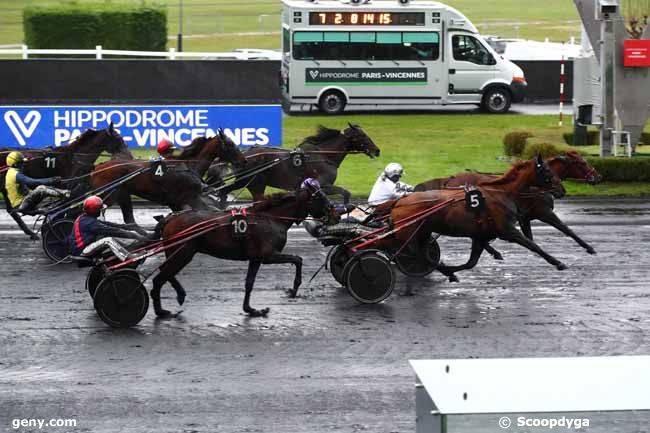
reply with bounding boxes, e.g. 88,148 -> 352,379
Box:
306,68 -> 427,84
0,105 -> 282,149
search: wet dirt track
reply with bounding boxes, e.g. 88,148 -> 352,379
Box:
1,198 -> 650,433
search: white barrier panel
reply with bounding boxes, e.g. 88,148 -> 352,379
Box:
411,356 -> 650,432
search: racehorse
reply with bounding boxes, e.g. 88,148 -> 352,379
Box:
89,129 -> 246,225
0,123 -> 131,239
374,155 -> 566,282
209,123 -> 380,204
414,151 -> 603,255
150,181 -> 339,318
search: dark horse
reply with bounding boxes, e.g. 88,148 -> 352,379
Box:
373,155 -> 566,282
415,151 -> 603,255
89,129 -> 246,225
209,123 -> 380,204
0,123 -> 131,239
151,184 -> 338,318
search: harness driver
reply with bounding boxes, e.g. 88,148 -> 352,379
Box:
67,196 -> 149,261
4,151 -> 70,215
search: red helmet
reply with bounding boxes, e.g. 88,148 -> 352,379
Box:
83,196 -> 104,214
157,139 -> 174,155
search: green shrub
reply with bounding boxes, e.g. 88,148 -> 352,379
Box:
585,156 -> 650,182
563,130 -> 599,146
503,131 -> 532,156
640,132 -> 650,145
23,4 -> 167,53
522,141 -> 565,159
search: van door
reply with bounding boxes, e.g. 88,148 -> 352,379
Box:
447,33 -> 496,103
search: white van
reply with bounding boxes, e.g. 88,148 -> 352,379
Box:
280,0 -> 527,114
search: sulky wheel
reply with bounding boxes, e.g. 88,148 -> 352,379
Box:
343,249 -> 395,304
328,244 -> 352,285
93,269 -> 149,328
86,265 -> 107,299
394,236 -> 441,277
42,218 -> 74,264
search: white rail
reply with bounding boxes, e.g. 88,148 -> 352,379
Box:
0,45 -> 280,60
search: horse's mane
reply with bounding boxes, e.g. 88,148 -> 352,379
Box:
479,160 -> 530,186
249,191 -> 298,212
178,136 -> 211,159
299,125 -> 341,147
64,128 -> 98,152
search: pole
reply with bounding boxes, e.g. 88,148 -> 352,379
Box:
559,51 -> 565,127
177,0 -> 184,52
600,16 -> 614,156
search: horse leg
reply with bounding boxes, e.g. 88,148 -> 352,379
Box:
499,227 -> 567,270
151,245 -> 195,317
243,259 -> 268,317
320,185 -> 351,204
2,189 -> 38,240
115,189 -> 136,225
436,239 -> 486,282
537,210 -> 596,255
519,217 -> 534,240
484,243 -> 504,261
261,253 -> 303,297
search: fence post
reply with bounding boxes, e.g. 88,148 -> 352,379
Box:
96,45 -> 102,59
169,47 -> 176,60
22,44 -> 28,59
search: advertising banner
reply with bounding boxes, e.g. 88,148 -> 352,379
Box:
0,105 -> 282,149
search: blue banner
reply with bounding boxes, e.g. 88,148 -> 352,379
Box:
0,105 -> 282,149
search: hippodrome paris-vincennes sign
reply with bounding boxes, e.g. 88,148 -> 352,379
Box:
0,105 -> 283,149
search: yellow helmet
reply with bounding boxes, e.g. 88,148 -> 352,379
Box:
6,151 -> 24,167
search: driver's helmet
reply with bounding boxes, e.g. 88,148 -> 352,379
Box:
300,178 -> 321,191
6,151 -> 24,167
156,139 -> 174,156
383,163 -> 404,179
83,195 -> 104,215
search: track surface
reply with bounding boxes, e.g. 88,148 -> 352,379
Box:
1,198 -> 650,433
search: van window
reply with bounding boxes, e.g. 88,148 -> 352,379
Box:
293,31 -> 440,61
452,35 -> 495,65
283,28 -> 290,55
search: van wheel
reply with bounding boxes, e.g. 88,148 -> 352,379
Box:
481,87 -> 511,114
319,90 -> 346,115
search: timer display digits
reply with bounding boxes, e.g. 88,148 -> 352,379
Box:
309,12 -> 424,26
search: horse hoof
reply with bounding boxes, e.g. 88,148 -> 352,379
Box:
448,275 -> 459,283
287,289 -> 298,298
587,248 -> 597,255
556,263 -> 568,271
494,253 -> 504,261
155,309 -> 172,318
177,293 -> 186,306
30,234 -> 40,241
247,307 -> 270,317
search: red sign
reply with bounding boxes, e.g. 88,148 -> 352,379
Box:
624,40 -> 650,67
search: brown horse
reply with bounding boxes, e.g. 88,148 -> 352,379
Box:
0,123 -> 130,239
209,123 -> 380,204
89,130 -> 246,225
415,151 -> 603,255
373,155 -> 566,282
151,183 -> 339,318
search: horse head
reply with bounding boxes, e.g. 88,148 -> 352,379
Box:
533,154 -> 565,198
216,128 -> 247,168
343,123 -> 380,158
555,151 -> 602,185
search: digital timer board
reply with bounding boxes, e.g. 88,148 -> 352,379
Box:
309,11 -> 425,26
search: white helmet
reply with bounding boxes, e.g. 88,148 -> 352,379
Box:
384,163 -> 404,179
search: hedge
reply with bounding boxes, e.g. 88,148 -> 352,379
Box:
503,131 -> 532,156
586,156 -> 650,182
564,131 -> 650,146
23,4 -> 167,53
